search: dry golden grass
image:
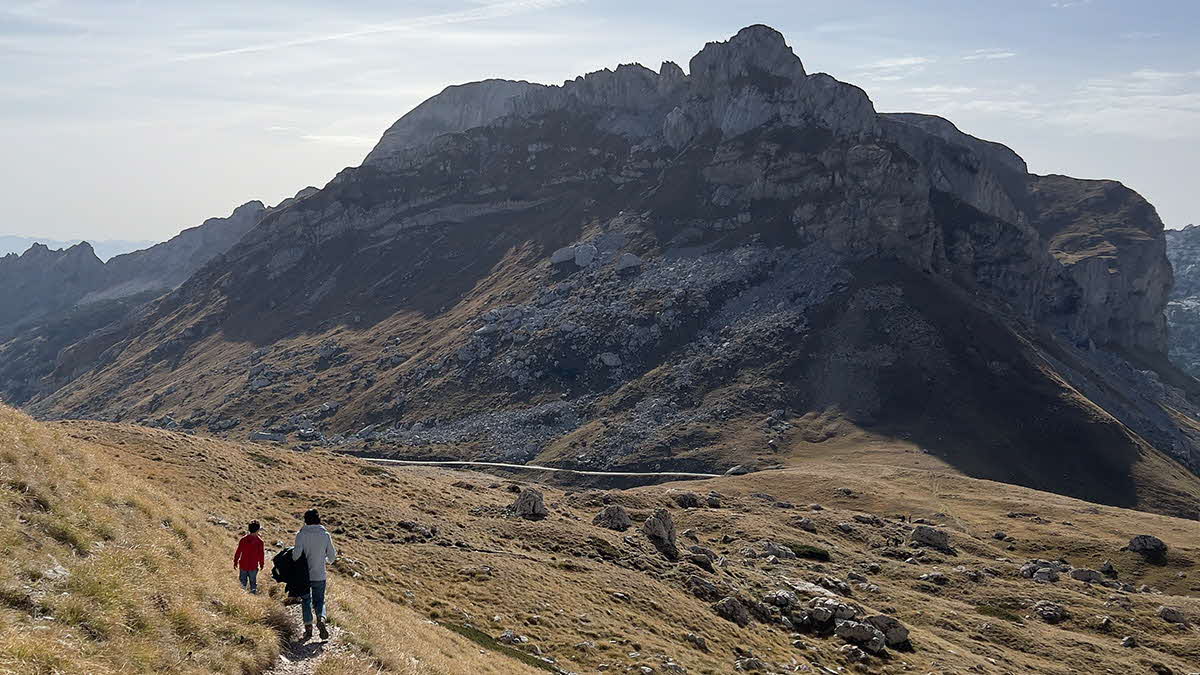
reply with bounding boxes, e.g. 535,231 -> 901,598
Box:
43,414 -> 1200,674
0,405 -> 548,675
0,406 -> 284,674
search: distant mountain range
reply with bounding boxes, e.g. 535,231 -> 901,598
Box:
0,235 -> 156,261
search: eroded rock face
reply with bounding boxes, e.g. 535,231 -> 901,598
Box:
1165,225 -> 1200,375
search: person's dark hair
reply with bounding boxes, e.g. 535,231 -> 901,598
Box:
304,509 -> 320,525
248,520 -> 260,533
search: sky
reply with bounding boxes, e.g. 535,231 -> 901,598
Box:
1,0 -> 1198,242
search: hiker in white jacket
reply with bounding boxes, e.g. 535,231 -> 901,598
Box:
292,508 -> 337,641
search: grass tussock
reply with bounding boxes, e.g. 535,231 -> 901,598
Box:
0,407 -> 286,674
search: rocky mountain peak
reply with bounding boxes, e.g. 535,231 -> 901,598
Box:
364,78 -> 546,164
689,23 -> 806,90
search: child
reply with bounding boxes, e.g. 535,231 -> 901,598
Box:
234,520 -> 265,593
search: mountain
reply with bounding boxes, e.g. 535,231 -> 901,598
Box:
0,188 -> 317,405
7,402 -> 1200,674
0,235 -> 156,260
1165,225 -> 1200,376
21,25 -> 1200,516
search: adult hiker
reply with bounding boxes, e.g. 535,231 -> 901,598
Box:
292,508 -> 337,641
233,520 -> 265,593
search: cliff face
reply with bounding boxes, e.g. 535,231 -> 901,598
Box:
22,26 -> 1200,514
1166,225 -> 1200,375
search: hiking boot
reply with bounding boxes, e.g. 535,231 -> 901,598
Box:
317,620 -> 329,641
301,625 -> 313,642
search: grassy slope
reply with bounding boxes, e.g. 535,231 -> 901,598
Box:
49,415 -> 1200,675
0,405 -> 545,675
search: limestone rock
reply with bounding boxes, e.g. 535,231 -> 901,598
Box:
864,615 -> 910,647
835,620 -> 886,654
642,509 -> 679,560
592,505 -> 632,531
1128,535 -> 1168,561
1158,606 -> 1187,624
509,488 -> 548,520
712,596 -> 751,627
909,525 -> 952,551
574,244 -> 598,267
1033,600 -> 1070,624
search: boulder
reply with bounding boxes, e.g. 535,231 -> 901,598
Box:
671,491 -> 702,508
1100,560 -> 1118,577
1127,535 -> 1168,561
1033,567 -> 1060,583
510,488 -> 548,520
909,525 -> 952,551
686,553 -> 716,573
642,509 -> 679,560
1033,600 -> 1070,624
685,574 -> 722,601
574,244 -> 598,266
794,517 -> 816,532
599,351 -> 622,367
712,596 -> 751,627
835,620 -> 886,654
592,505 -> 632,531
550,246 -> 576,264
1070,568 -> 1103,583
864,615 -> 910,647
1158,606 -> 1187,624
615,252 -> 643,270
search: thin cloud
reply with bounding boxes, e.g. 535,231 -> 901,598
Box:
855,56 -> 934,82
908,85 -> 976,95
300,134 -> 378,147
1050,0 -> 1093,7
170,0 -> 579,62
963,48 -> 1017,61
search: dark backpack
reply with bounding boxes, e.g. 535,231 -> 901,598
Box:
271,547 -> 309,590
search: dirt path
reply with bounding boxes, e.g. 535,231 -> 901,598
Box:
265,605 -> 347,675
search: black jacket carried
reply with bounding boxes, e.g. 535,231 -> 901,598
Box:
271,546 -> 309,597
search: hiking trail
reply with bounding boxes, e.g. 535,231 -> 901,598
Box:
265,604 -> 347,675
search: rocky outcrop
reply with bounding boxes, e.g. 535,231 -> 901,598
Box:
1024,175 -> 1171,355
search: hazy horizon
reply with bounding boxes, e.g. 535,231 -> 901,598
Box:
2,0 -> 1197,242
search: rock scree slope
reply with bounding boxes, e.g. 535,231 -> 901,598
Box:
22,25 -> 1200,517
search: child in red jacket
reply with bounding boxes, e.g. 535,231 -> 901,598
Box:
234,521 -> 265,593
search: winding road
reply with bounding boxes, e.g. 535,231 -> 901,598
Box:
362,457 -> 721,479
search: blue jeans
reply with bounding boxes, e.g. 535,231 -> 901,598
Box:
300,580 -> 327,625
239,569 -> 258,594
